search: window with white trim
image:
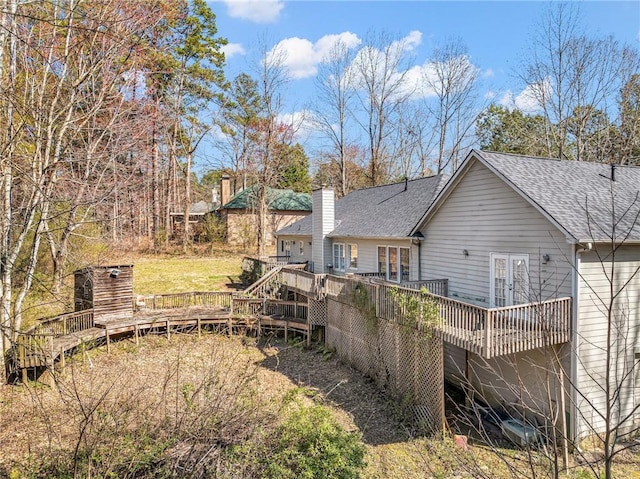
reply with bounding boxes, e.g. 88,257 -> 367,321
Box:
333,243 -> 345,271
347,243 -> 358,269
284,240 -> 291,256
377,245 -> 410,283
299,240 -> 304,255
400,247 -> 410,281
377,246 -> 387,277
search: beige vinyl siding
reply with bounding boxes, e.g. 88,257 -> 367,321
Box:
279,235 -> 311,264
468,348 -> 566,421
421,159 -> 573,307
576,245 -> 640,437
444,343 -> 466,383
329,238 -> 416,280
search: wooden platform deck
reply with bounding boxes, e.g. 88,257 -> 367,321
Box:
15,305 -> 311,377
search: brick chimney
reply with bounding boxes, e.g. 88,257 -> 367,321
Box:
312,186 -> 335,274
220,174 -> 231,207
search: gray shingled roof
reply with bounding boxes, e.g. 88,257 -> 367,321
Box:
277,175 -> 447,238
469,150 -> 640,242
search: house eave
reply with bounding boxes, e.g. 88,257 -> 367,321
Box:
327,234 -> 412,241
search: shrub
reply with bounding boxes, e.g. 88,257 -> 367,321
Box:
263,404 -> 366,479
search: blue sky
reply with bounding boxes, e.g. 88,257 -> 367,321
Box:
204,1 -> 640,167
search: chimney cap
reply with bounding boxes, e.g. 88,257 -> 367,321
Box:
221,173 -> 231,179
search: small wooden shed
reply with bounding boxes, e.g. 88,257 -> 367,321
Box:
74,265 -> 134,323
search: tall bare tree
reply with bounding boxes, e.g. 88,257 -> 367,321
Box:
424,39 -> 480,173
353,33 -> 415,186
314,40 -> 358,196
521,3 -> 639,161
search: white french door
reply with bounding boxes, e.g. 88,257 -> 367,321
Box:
490,253 -> 529,307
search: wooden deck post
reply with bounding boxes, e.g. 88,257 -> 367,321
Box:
227,318 -> 233,337
484,310 -> 492,359
197,317 -> 201,338
60,346 -> 65,371
134,324 -> 139,345
106,329 -> 111,353
166,319 -> 170,340
284,321 -> 288,342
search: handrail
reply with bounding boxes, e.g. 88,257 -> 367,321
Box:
135,291 -> 234,310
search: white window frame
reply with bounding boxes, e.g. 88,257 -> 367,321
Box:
284,240 -> 291,257
376,245 -> 409,284
333,243 -> 345,271
400,247 -> 410,282
299,240 -> 304,256
377,245 -> 387,278
490,253 -> 529,307
347,243 -> 358,269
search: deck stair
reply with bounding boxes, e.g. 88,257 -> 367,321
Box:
243,264 -> 284,297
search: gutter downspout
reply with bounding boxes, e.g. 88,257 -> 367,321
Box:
571,241 -> 592,443
412,232 -> 425,280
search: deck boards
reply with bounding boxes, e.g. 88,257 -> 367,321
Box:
18,305 -> 310,370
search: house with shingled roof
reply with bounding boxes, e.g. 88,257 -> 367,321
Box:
218,178 -> 311,247
277,149 -> 640,439
276,174 -> 448,280
412,149 -> 640,440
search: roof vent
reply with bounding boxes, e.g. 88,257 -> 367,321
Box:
599,163 -> 616,182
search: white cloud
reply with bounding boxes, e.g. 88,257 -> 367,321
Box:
500,80 -> 549,114
394,30 -> 422,53
277,110 -> 316,141
482,68 -> 494,78
221,0 -> 283,24
268,32 -> 361,79
221,43 -> 245,59
393,54 -> 478,100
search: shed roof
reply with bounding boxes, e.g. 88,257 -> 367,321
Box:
277,175 -> 447,238
415,150 -> 640,243
221,186 -> 312,212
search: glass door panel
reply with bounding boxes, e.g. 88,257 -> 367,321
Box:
388,247 -> 398,282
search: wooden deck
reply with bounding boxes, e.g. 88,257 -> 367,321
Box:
321,274 -> 571,359
14,300 -> 310,379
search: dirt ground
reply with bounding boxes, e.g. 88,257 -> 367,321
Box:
1,332 -> 639,479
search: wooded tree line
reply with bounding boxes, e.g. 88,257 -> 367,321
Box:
0,0 -> 231,353
0,1 -> 638,345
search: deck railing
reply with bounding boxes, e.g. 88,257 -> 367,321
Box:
14,310 -> 96,368
353,273 -> 449,297
24,310 -> 95,336
265,300 -> 308,320
135,291 -> 234,310
323,275 -> 571,359
241,255 -> 293,275
231,297 -> 265,317
280,268 -> 323,298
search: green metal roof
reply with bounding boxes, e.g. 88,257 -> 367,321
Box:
221,186 -> 312,212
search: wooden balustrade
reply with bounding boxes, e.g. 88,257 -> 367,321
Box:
323,274 -> 571,359
136,291 -> 234,310
231,297 -> 265,317
280,268 -> 322,298
402,279 -> 449,297
264,300 -> 308,320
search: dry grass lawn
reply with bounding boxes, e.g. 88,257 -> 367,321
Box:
2,333 -> 640,478
7,253 -> 640,478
